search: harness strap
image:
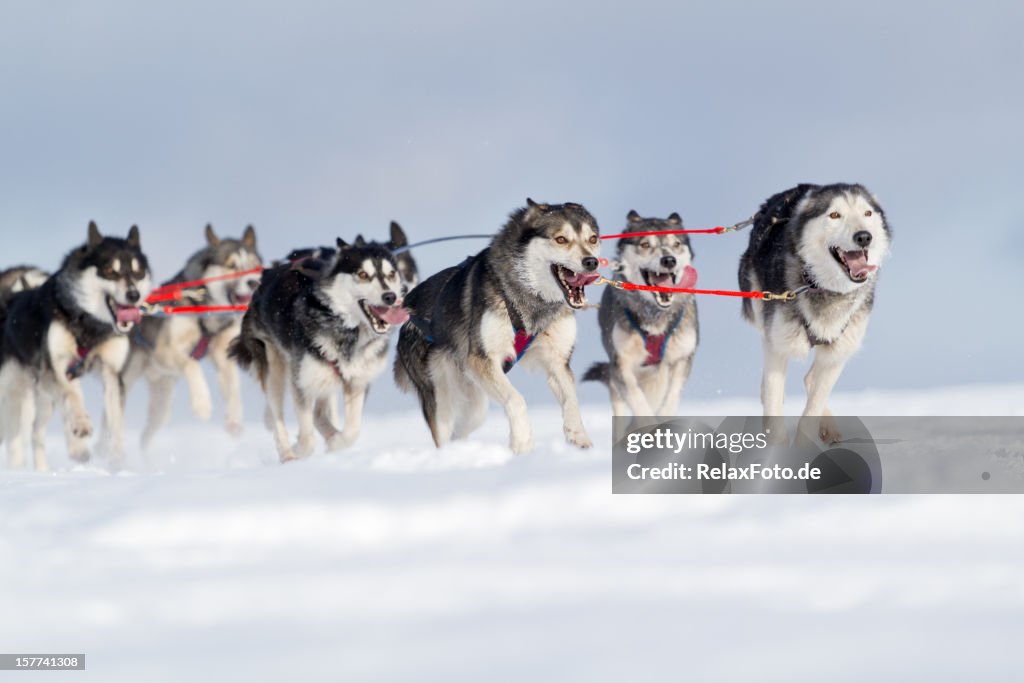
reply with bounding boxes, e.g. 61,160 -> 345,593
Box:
623,306 -> 685,366
190,333 -> 213,360
502,327 -> 536,374
66,346 -> 90,380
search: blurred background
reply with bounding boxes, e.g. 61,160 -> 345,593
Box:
1,0 -> 1021,413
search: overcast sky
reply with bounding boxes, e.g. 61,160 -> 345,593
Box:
1,1 -> 1021,411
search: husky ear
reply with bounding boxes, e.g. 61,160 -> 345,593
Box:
389,221 -> 408,248
354,234 -> 367,247
127,225 -> 141,248
336,237 -> 349,250
205,224 -> 220,247
667,212 -> 682,225
627,210 -> 641,223
87,221 -> 103,248
242,224 -> 257,248
526,198 -> 549,219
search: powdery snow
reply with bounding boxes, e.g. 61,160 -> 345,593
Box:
1,383 -> 1023,681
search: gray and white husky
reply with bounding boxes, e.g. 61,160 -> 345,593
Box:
738,183 -> 891,442
394,199 -> 602,454
230,237 -> 409,462
122,225 -> 262,448
0,266 -> 49,303
584,211 -> 699,416
0,223 -> 152,470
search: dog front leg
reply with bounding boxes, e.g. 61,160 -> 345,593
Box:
97,364 -> 127,467
613,362 -> 654,416
182,358 -> 213,421
328,381 -> 367,451
468,355 -> 532,454
289,372 -> 318,460
32,393 -> 54,472
800,347 -> 848,445
658,356 -> 693,417
209,331 -> 243,436
545,361 -> 591,448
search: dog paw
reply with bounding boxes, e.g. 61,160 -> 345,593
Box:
292,437 -> 316,459
510,432 -> 534,455
71,415 -> 93,439
327,431 -> 356,452
819,416 -> 842,445
68,447 -> 91,463
33,458 -> 50,473
225,420 -> 243,438
564,425 -> 593,449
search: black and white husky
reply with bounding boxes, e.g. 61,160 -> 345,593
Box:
584,211 -> 699,416
122,225 -> 262,448
738,183 -> 891,442
0,223 -> 152,470
230,237 -> 409,462
286,221 -> 419,289
394,199 -> 602,454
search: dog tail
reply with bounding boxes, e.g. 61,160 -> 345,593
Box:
582,362 -> 610,385
228,322 -> 268,388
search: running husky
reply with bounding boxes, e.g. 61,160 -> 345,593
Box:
738,183 -> 891,442
0,266 -> 49,304
286,221 -> 419,289
122,225 -> 262,448
584,211 -> 699,416
229,237 -> 409,462
0,223 -> 152,470
394,199 -> 601,454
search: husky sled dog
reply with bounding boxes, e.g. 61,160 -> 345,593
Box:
738,183 -> 891,442
122,225 -> 262,448
0,266 -> 49,303
394,199 -> 601,454
230,236 -> 410,462
0,223 -> 151,470
584,211 -> 699,416
286,222 -> 419,289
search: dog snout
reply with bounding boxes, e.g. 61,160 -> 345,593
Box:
853,231 -> 872,248
381,291 -> 397,306
581,256 -> 599,272
660,255 -> 677,270
125,288 -> 140,304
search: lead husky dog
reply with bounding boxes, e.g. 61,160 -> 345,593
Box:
738,183 -> 891,442
0,266 -> 49,303
394,199 -> 601,454
122,225 -> 262,448
0,223 -> 152,470
584,211 -> 699,416
230,237 -> 409,462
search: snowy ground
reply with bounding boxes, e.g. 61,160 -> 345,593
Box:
2,384 -> 1023,681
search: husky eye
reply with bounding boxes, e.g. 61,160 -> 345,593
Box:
640,241 -> 650,249
387,271 -> 397,280
358,271 -> 370,281
865,210 -> 873,217
588,235 -> 598,245
673,241 -> 682,248
554,236 -> 568,245
829,211 -> 841,220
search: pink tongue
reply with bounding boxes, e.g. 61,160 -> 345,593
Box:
565,271 -> 601,287
233,292 -> 253,305
371,305 -> 410,325
116,305 -> 141,324
678,265 -> 698,289
843,251 -> 877,278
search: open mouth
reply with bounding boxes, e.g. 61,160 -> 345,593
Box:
641,266 -> 698,307
106,296 -> 142,333
230,291 -> 253,306
830,247 -> 878,283
551,265 -> 600,309
359,299 -> 410,334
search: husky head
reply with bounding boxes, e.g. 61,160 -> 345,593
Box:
793,184 -> 891,293
66,222 -> 153,333
386,221 -> 419,289
0,266 -> 49,303
319,236 -> 410,334
196,225 -> 264,306
616,211 -> 697,308
499,198 -> 602,310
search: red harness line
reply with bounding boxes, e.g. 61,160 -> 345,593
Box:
147,267 -> 265,300
600,226 -> 732,240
